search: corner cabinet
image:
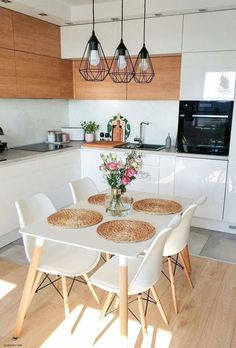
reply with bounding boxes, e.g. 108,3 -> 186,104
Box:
174,157 -> 228,220
0,8 -> 14,49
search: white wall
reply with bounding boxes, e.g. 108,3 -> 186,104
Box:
68,100 -> 179,145
0,99 -> 69,147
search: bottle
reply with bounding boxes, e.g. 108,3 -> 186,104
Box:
100,132 -> 105,141
105,133 -> 110,141
165,133 -> 171,150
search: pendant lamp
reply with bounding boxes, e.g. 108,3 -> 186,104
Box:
79,0 -> 109,82
134,0 -> 155,83
109,0 -> 134,83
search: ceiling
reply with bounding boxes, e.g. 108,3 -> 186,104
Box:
1,0 -> 236,26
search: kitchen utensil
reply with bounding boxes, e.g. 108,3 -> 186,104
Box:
61,127 -> 84,141
107,115 -> 130,141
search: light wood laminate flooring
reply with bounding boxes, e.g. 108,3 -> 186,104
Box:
0,256 -> 236,348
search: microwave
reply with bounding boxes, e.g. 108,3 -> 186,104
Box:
177,101 -> 234,156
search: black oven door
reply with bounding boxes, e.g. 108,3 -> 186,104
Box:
177,101 -> 233,156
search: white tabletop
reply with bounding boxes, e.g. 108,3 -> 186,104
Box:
19,191 -> 193,259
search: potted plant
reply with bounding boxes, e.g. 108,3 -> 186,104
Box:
80,121 -> 99,142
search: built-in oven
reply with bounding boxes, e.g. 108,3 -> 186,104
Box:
176,100 -> 234,156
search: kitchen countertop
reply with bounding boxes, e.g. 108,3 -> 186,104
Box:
0,141 -> 229,166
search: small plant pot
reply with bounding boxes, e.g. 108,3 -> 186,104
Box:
85,133 -> 95,142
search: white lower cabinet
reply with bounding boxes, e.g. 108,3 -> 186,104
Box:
159,156 -> 175,195
224,160 -> 236,224
174,157 -> 228,220
0,150 -> 81,242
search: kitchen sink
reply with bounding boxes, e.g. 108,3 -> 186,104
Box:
115,143 -> 165,151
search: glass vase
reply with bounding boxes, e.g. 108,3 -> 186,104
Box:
105,188 -> 131,217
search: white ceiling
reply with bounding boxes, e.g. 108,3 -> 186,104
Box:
1,0 -> 236,25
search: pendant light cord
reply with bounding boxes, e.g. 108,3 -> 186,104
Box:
121,0 -> 123,40
92,0 -> 95,32
143,0 -> 146,44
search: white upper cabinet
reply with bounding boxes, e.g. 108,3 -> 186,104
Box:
174,157 -> 227,221
124,15 -> 183,55
180,51 -> 236,100
61,21 -> 120,58
61,15 -> 183,58
183,10 -> 236,52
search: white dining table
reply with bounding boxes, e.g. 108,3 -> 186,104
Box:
14,191 -> 193,347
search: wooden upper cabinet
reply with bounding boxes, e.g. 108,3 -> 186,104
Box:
127,55 -> 181,100
73,60 -> 126,100
0,8 -> 14,49
60,59 -> 74,99
0,48 -> 16,97
13,12 -> 60,58
15,51 -> 60,98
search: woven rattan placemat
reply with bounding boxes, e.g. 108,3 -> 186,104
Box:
47,209 -> 103,228
88,193 -> 133,206
97,219 -> 155,243
133,198 -> 182,215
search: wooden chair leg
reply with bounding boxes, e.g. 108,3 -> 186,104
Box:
105,253 -> 111,261
182,245 -> 191,273
179,253 -> 194,289
25,271 -> 43,317
137,294 -> 147,337
100,292 -> 114,320
150,286 -> 168,325
167,256 -> 178,314
114,295 -> 120,311
55,275 -> 60,290
61,276 -> 70,318
83,273 -> 100,304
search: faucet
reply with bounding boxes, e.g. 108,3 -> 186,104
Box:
134,122 -> 149,145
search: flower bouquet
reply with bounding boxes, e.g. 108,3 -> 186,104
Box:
99,151 -> 143,215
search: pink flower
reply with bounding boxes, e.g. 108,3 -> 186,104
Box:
125,167 -> 137,178
121,176 -> 130,185
107,162 -> 119,170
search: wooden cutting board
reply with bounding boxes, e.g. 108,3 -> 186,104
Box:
81,141 -> 127,149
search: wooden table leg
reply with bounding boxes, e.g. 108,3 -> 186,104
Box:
119,256 -> 128,348
13,237 -> 44,339
182,245 -> 191,273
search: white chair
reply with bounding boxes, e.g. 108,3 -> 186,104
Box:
89,215 -> 181,337
69,177 -> 98,204
15,193 -> 101,318
163,196 -> 206,313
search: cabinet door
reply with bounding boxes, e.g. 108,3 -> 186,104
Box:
159,156 -> 175,195
73,60 -> 126,100
15,51 -> 60,98
127,56 -> 181,100
174,157 -> 227,220
13,12 -> 60,58
0,8 -> 14,49
81,149 -> 109,191
183,10 -> 236,52
0,48 -> 16,98
180,52 -> 236,100
124,16 -> 182,56
61,21 -> 120,59
224,160 -> 236,223
60,59 -> 74,99
128,154 -> 159,193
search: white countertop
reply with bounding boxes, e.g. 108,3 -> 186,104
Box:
0,141 -> 229,166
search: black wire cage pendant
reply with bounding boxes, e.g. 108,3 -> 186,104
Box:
134,0 -> 155,83
109,0 -> 134,83
79,0 -> 109,82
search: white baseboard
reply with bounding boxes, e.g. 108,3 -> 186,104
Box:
0,229 -> 21,248
192,217 -> 236,235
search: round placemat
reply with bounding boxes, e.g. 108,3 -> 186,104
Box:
47,209 -> 103,228
88,194 -> 133,206
133,199 -> 182,215
97,220 -> 155,243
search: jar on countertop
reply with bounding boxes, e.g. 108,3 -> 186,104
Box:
47,130 -> 56,143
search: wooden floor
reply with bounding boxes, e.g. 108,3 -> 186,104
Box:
0,256 -> 236,348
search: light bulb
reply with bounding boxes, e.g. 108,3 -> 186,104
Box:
139,58 -> 148,72
89,49 -> 100,66
117,55 -> 127,69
